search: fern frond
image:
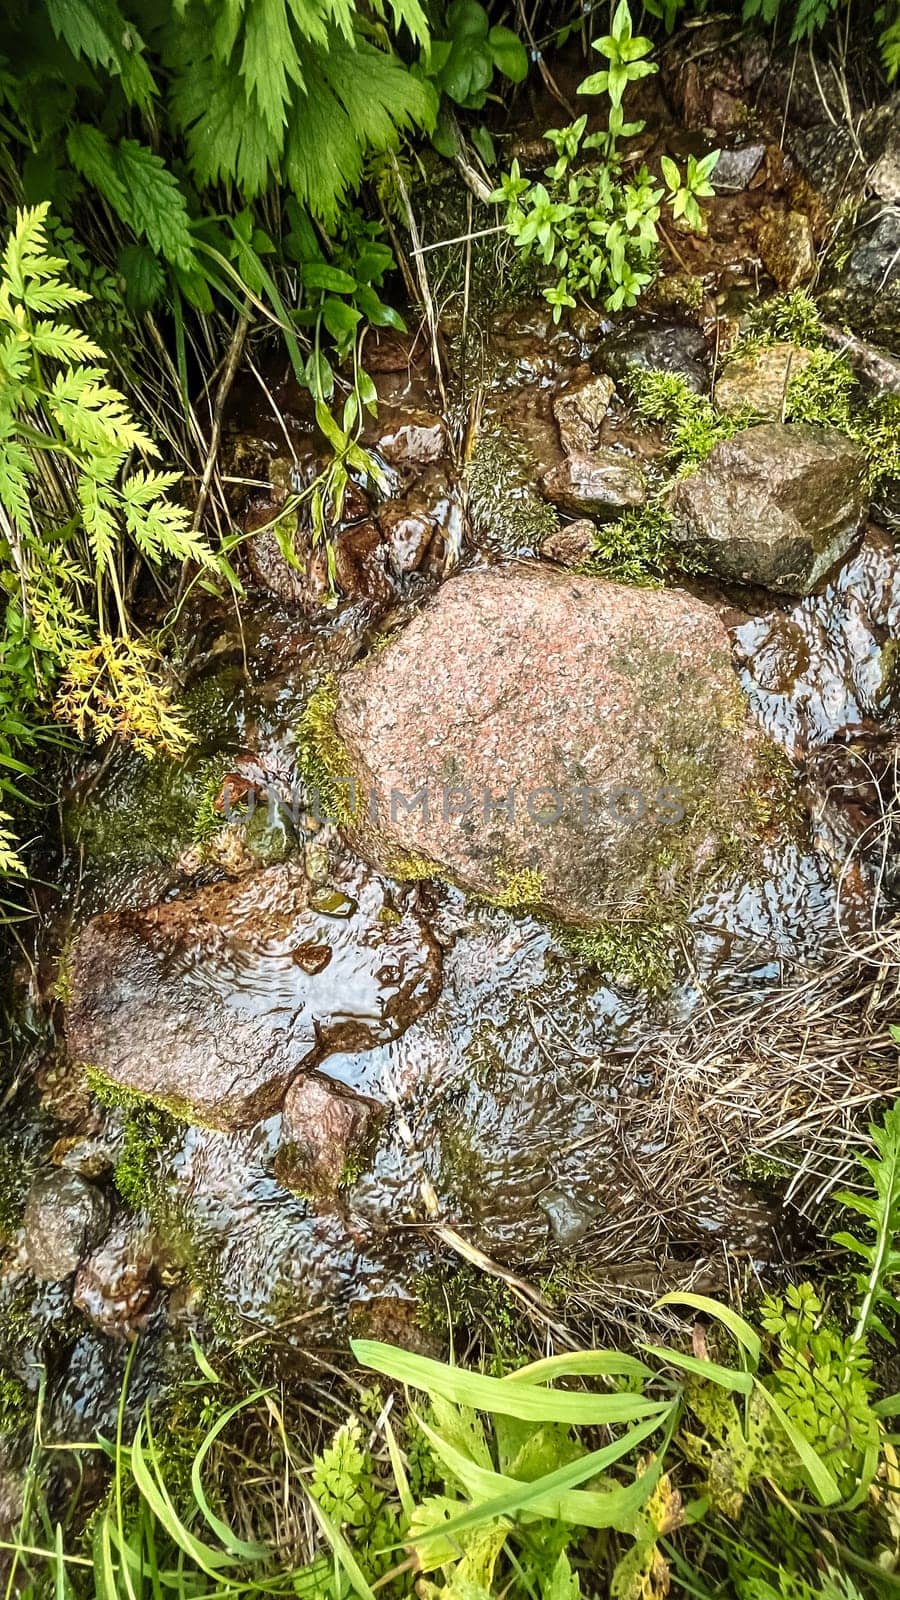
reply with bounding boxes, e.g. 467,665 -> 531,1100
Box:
833,1101 -> 900,1347
0,435 -> 34,524
0,813 -> 24,876
49,368 -> 158,459
78,473 -> 121,573
28,323 -> 106,364
20,282 -> 93,314
2,203 -> 51,300
115,141 -> 197,272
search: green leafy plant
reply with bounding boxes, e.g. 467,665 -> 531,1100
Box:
0,202 -> 225,872
491,2 -> 718,318
429,0 -> 528,119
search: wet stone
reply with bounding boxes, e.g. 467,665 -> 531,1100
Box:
66,861 -> 442,1130
712,142 -> 766,191
372,409 -> 448,470
336,563 -> 768,928
541,450 -> 646,517
553,374 -> 615,455
23,1171 -> 111,1282
670,423 -> 868,593
714,343 -> 814,418
275,1072 -> 384,1198
757,208 -> 816,291
597,318 -> 709,393
72,1219 -> 157,1337
541,520 -> 596,567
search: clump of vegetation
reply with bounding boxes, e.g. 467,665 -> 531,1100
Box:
10,1098 -> 900,1598
465,425 -> 559,554
628,368 -> 752,471
114,1106 -> 180,1212
557,915 -> 676,993
416,1260 -> 534,1365
485,865 -> 545,909
296,678 -> 360,830
491,2 -> 718,318
582,501 -> 679,585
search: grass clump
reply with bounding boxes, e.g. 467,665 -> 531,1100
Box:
11,1098 -> 900,1599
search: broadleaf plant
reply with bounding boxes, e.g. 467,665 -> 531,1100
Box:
490,0 -> 718,318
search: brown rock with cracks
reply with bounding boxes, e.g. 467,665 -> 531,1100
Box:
670,423 -> 868,593
553,374 -> 615,455
66,861 -> 442,1129
336,563 -> 769,928
541,450 -> 646,517
275,1073 -> 384,1198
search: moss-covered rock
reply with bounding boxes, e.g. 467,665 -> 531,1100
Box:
333,563 -> 782,929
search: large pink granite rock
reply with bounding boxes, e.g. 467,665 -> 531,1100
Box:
336,563 -> 766,926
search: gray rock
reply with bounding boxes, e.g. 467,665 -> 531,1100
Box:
553,374 -> 615,454
712,142 -> 766,191
597,318 -> 708,393
66,861 -> 442,1129
822,208 -> 900,347
541,450 -> 646,517
821,326 -> 900,395
670,423 -> 868,593
275,1073 -> 384,1198
541,520 -> 597,566
335,563 -> 771,929
23,1171 -> 111,1282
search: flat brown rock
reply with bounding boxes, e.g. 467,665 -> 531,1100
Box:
336,564 -> 767,927
67,861 -> 441,1129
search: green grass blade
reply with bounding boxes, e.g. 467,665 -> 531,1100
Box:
410,1405 -> 675,1547
305,1490 -> 376,1600
351,1342 -> 669,1426
653,1294 -> 761,1366
752,1382 -> 841,1506
130,1419 -> 238,1576
505,1351 -> 653,1385
190,1393 -> 269,1560
640,1345 -> 752,1393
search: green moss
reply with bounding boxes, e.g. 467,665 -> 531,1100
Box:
483,865 -> 544,909
784,348 -> 855,430
627,368 -> 754,469
415,1260 -> 531,1365
556,916 -> 676,993
0,1142 -> 28,1247
0,1368 -> 29,1436
84,1064 -> 201,1128
296,678 -> 359,829
388,850 -> 444,883
740,289 -> 826,349
114,1106 -> 179,1211
580,500 -> 682,586
855,393 -> 900,493
465,425 -> 558,554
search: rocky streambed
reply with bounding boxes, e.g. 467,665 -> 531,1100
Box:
2,23 -> 900,1465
